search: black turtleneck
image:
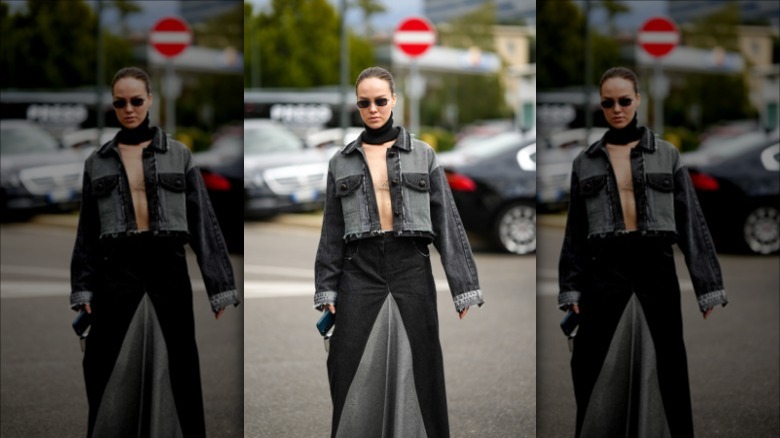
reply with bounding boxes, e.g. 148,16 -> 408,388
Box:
360,112 -> 400,145
604,114 -> 642,145
116,114 -> 155,145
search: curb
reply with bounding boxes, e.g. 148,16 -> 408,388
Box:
537,213 -> 568,229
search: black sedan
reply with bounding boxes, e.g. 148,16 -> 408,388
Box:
683,132 -> 779,254
439,131 -> 537,255
193,125 -> 244,253
1,119 -> 86,220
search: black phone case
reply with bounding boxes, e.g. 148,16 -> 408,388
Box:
316,311 -> 335,337
560,309 -> 580,337
72,310 -> 92,337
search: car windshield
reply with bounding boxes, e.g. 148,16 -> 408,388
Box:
696,132 -> 780,161
461,132 -> 527,159
0,125 -> 61,155
244,124 -> 302,155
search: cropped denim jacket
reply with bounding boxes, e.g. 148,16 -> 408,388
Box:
558,127 -> 727,313
70,127 -> 239,313
314,127 -> 484,312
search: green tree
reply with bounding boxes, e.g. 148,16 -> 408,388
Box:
108,0 -> 141,35
598,0 -> 630,35
244,0 -> 374,88
353,0 -> 386,36
1,0 -> 133,89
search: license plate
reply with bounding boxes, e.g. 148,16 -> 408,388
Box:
47,188 -> 74,203
291,190 -> 317,203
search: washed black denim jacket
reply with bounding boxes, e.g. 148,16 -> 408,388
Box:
70,127 -> 239,313
558,126 -> 728,313
314,127 -> 484,312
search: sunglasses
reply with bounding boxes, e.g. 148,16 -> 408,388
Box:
600,97 -> 633,109
112,97 -> 145,109
356,97 -> 390,109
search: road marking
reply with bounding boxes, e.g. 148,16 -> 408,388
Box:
244,279 -> 451,299
243,265 -> 313,279
1,265 -> 70,279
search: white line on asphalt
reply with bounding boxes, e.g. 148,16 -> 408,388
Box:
244,279 -> 450,299
1,264 -> 70,279
243,265 -> 313,279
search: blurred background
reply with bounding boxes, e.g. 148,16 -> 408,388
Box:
241,0 -> 539,436
1,1 -> 244,437
535,1 -> 780,437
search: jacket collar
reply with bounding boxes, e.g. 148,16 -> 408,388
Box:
98,126 -> 168,156
586,125 -> 656,156
341,126 -> 412,155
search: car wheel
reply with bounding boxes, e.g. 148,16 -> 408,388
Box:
743,205 -> 780,255
493,202 -> 536,255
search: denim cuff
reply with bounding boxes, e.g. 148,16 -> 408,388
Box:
314,290 -> 338,309
558,291 -> 581,310
209,289 -> 241,313
697,289 -> 728,313
453,289 -> 484,312
70,291 -> 93,310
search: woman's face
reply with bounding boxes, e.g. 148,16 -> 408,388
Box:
356,77 -> 396,129
112,77 -> 152,130
600,77 -> 640,130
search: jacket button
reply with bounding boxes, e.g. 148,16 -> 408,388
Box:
393,209 -> 400,216
389,151 -> 396,157
419,180 -> 426,188
340,184 -> 347,191
391,178 -> 399,186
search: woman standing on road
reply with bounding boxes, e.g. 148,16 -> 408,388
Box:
558,66 -> 728,438
314,66 -> 484,437
70,66 -> 239,438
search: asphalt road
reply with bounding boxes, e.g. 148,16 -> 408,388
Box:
536,221 -> 780,438
0,218 -> 244,438
243,218 -> 537,438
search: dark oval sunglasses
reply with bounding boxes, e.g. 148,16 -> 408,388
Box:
600,97 -> 633,109
356,97 -> 390,109
113,97 -> 145,109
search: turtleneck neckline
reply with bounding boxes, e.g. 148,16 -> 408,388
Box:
116,114 -> 155,146
361,113 -> 400,145
604,114 -> 642,146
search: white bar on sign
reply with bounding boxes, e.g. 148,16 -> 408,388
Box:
637,31 -> 679,44
394,31 -> 436,45
149,31 -> 192,44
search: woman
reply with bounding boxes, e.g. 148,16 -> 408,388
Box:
70,66 -> 239,438
314,66 -> 484,438
558,66 -> 728,438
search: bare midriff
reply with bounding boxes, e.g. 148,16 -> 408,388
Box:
118,142 -> 151,231
605,141 -> 638,231
362,141 -> 395,230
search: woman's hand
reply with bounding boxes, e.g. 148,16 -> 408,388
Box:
458,307 -> 469,319
703,306 -> 713,319
215,307 -> 225,320
571,304 -> 580,314
323,304 -> 336,314
81,304 -> 92,314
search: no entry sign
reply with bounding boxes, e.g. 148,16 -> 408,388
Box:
150,17 -> 192,59
394,17 -> 436,58
637,17 -> 679,58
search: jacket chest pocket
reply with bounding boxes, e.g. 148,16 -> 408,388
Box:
158,172 -> 187,227
645,173 -> 675,228
92,174 -> 123,234
579,174 -> 611,234
335,174 -> 367,234
402,172 -> 432,230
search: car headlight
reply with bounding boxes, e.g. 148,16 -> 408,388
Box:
0,171 -> 23,189
244,172 -> 266,189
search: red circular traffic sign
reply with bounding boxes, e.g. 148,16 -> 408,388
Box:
637,17 -> 679,58
150,17 -> 192,58
394,17 -> 436,58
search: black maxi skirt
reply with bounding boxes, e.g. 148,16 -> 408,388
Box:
327,233 -> 449,438
83,234 -> 205,438
571,235 -> 693,438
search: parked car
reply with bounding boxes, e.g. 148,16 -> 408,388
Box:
438,131 -> 537,255
306,127 -> 362,149
683,132 -> 779,254
244,119 -> 336,218
193,125 -> 244,253
1,119 -> 85,219
61,127 -> 120,150
537,127 -> 607,212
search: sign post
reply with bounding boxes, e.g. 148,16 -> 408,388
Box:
637,17 -> 679,135
394,17 -> 436,136
150,17 -> 192,135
